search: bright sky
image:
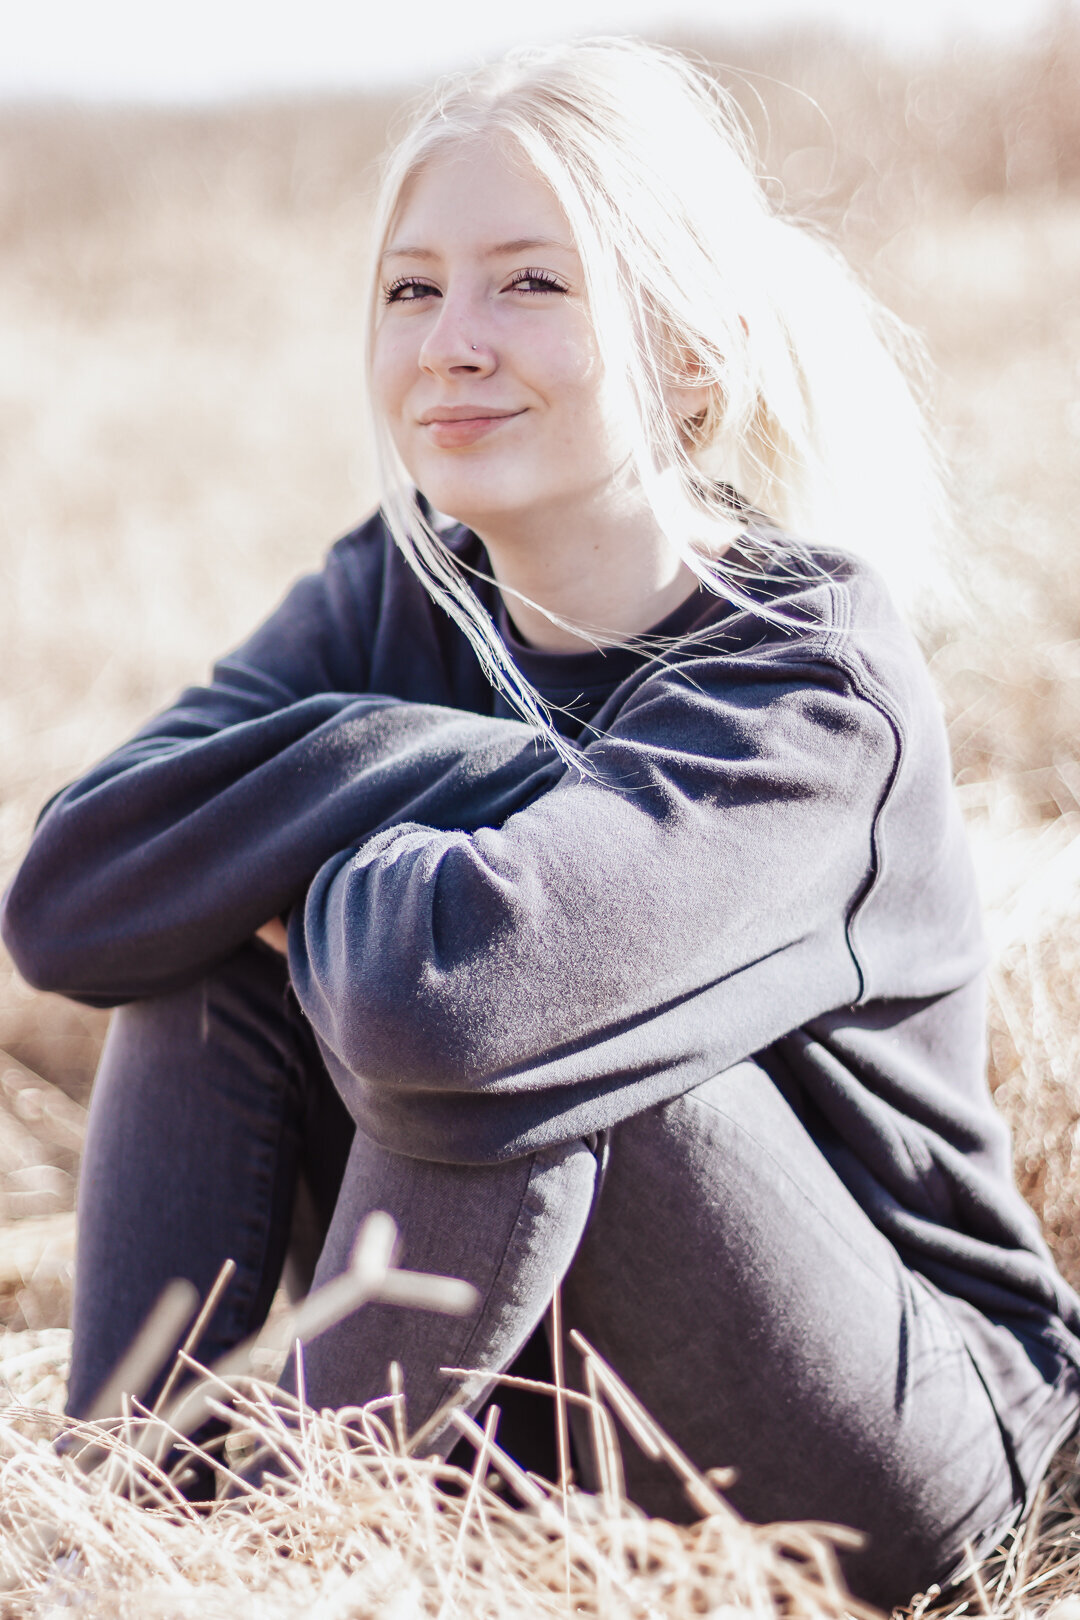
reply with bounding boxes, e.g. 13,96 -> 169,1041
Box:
4,0 -> 1064,101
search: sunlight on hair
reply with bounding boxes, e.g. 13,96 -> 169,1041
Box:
362,38 -> 947,747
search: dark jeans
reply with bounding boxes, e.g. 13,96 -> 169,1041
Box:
69,943 -> 1026,1609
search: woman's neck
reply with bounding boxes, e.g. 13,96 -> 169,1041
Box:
473,495 -> 699,654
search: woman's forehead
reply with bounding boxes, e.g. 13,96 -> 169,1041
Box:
387,139 -> 576,258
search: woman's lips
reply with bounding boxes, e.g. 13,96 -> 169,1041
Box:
422,411 -> 524,448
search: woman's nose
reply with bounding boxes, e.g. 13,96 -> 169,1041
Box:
418,298 -> 496,379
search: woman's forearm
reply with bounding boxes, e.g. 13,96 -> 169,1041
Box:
284,653 -> 917,1162
1,689 -> 559,1003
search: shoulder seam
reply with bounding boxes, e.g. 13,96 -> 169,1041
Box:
810,584 -> 907,1008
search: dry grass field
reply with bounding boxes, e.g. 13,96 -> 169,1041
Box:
2,15 -> 1080,1614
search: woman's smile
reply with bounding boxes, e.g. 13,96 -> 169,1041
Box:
419,405 -> 527,448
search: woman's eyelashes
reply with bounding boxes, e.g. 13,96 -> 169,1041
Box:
383,276 -> 439,304
505,268 -> 569,295
382,268 -> 569,304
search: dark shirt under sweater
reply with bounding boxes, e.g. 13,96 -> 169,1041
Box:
4,510 -> 1080,1486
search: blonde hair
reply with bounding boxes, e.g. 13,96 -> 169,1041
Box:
364,38 -> 944,738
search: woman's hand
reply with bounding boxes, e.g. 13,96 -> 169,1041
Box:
256,917 -> 289,955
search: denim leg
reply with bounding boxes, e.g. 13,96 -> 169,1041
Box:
560,1060 -> 1020,1611
287,1125 -> 599,1448
68,958 -> 1021,1610
67,942 -> 352,1418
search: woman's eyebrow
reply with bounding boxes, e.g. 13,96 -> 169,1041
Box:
487,236 -> 576,256
381,236 -> 576,262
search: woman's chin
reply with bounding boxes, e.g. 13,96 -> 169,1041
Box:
418,486 -> 532,540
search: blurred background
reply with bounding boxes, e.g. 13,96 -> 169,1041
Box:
1,0 -> 1079,1333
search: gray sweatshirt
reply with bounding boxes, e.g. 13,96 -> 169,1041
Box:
4,511 -> 1079,1476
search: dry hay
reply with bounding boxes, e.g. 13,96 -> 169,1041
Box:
0,1324 -> 1079,1620
0,1273 -> 874,1620
0,1052 -> 83,1332
975,813 -> 1080,1297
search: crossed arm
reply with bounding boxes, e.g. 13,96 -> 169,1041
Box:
2,617 -> 893,1155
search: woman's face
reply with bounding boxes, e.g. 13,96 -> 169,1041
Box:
372,140 -> 633,538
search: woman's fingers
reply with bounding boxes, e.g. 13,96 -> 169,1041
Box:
255,917 -> 289,954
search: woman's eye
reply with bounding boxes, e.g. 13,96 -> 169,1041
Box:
507,269 -> 568,295
384,278 -> 440,304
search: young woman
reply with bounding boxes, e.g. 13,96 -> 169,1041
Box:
4,39 -> 1079,1607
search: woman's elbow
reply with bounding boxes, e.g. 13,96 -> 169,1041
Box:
1,877 -> 74,994
2,874 -> 145,1006
296,853 -> 526,1091
301,965 -> 502,1096
335,1013 -> 484,1094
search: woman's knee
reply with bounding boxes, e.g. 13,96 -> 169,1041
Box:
295,1134 -> 600,1424
92,941 -> 309,1110
560,1070 -> 1020,1608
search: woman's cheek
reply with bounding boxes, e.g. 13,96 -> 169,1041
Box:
370,332 -> 417,422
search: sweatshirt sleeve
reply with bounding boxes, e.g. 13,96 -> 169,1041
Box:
1,689 -> 564,1005
284,643 -> 901,1161
0,525 -> 563,1004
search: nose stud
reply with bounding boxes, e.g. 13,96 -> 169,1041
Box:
470,344 -> 478,352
